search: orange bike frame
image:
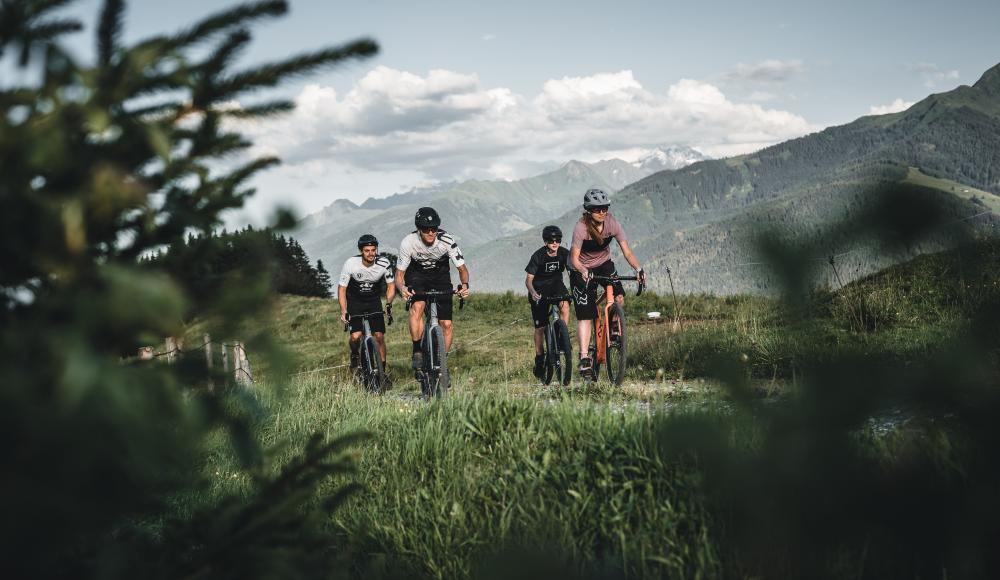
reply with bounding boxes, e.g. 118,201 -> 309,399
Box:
594,282 -> 621,364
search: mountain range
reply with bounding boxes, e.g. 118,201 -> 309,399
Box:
470,63 -> 1000,294
295,146 -> 707,271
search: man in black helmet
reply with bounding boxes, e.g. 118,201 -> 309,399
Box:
395,207 -> 471,371
338,234 -> 395,380
524,225 -> 572,379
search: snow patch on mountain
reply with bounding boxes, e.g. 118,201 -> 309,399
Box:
634,145 -> 711,173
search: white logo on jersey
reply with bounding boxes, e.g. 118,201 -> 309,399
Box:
545,262 -> 559,273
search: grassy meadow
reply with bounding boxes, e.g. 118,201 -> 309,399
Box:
184,240 -> 1000,578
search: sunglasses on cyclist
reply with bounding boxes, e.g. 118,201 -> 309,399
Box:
589,206 -> 609,214
418,226 -> 438,233
544,237 -> 562,244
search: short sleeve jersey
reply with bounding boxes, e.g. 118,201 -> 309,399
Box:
524,246 -> 570,287
338,255 -> 394,300
396,230 -> 465,274
571,213 -> 627,270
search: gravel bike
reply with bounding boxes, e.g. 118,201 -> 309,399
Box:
587,274 -> 644,385
344,309 -> 392,393
536,294 -> 574,386
406,287 -> 464,399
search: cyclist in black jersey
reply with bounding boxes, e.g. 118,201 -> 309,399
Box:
338,234 -> 395,375
525,225 -> 571,379
395,207 -> 471,370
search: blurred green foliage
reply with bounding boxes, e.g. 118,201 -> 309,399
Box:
653,183 -> 1000,579
0,1 -> 376,578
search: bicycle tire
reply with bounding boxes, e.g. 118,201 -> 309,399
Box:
362,336 -> 384,393
553,319 -> 572,386
542,327 -> 556,386
429,325 -> 449,398
606,303 -> 627,385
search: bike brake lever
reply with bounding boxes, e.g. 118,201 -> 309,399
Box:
343,322 -> 349,332
387,313 -> 394,325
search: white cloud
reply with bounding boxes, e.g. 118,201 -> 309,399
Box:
748,91 -> 777,102
236,66 -> 817,217
481,33 -> 496,41
910,62 -> 960,89
868,98 -> 914,115
725,59 -> 806,83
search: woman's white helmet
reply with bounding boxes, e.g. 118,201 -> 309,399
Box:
583,188 -> 610,209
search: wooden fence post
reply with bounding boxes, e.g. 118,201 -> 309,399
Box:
237,341 -> 252,384
233,342 -> 244,383
231,342 -> 252,385
203,334 -> 212,369
221,342 -> 230,375
165,337 -> 177,364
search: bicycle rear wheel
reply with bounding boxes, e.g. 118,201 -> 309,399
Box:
552,319 -> 572,386
606,303 -> 627,385
429,325 -> 449,398
362,336 -> 384,393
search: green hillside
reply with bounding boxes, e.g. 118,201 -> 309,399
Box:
472,63 -> 1000,294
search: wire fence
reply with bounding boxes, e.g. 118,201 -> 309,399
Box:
136,335 -> 253,385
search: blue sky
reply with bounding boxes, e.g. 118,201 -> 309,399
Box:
59,0 -> 1000,223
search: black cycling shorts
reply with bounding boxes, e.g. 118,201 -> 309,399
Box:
348,300 -> 386,334
570,260 -> 624,321
528,281 -> 569,328
406,268 -> 455,321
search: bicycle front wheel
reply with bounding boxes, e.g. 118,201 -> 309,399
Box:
606,303 -> 627,385
429,325 -> 449,398
362,336 -> 384,393
542,327 -> 556,386
553,319 -> 572,386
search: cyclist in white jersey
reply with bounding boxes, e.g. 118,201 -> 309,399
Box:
395,207 -> 470,370
338,234 -> 395,376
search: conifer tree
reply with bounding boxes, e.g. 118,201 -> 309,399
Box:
0,1 -> 377,577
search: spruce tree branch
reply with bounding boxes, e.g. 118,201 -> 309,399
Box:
23,0 -> 75,18
221,100 -> 293,118
140,0 -> 286,53
96,0 -> 124,67
213,38 -> 377,98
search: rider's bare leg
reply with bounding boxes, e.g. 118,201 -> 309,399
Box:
408,300 -> 426,342
440,319 -> 453,351
349,331 -> 362,367
559,301 -> 571,326
577,319 -> 593,360
374,331 -> 386,362
534,327 -> 545,355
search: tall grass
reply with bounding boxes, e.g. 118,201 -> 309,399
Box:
203,378 -> 723,578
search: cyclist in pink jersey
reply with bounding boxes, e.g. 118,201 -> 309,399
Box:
569,188 -> 645,379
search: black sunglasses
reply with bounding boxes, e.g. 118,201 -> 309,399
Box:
544,237 -> 562,243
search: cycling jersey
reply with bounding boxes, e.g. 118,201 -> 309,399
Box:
338,255 -> 394,301
396,230 -> 465,275
525,246 -> 570,288
571,213 -> 627,270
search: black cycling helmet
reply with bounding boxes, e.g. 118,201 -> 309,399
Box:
414,207 -> 441,229
583,188 -> 611,210
542,225 -> 562,242
357,234 -> 378,249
